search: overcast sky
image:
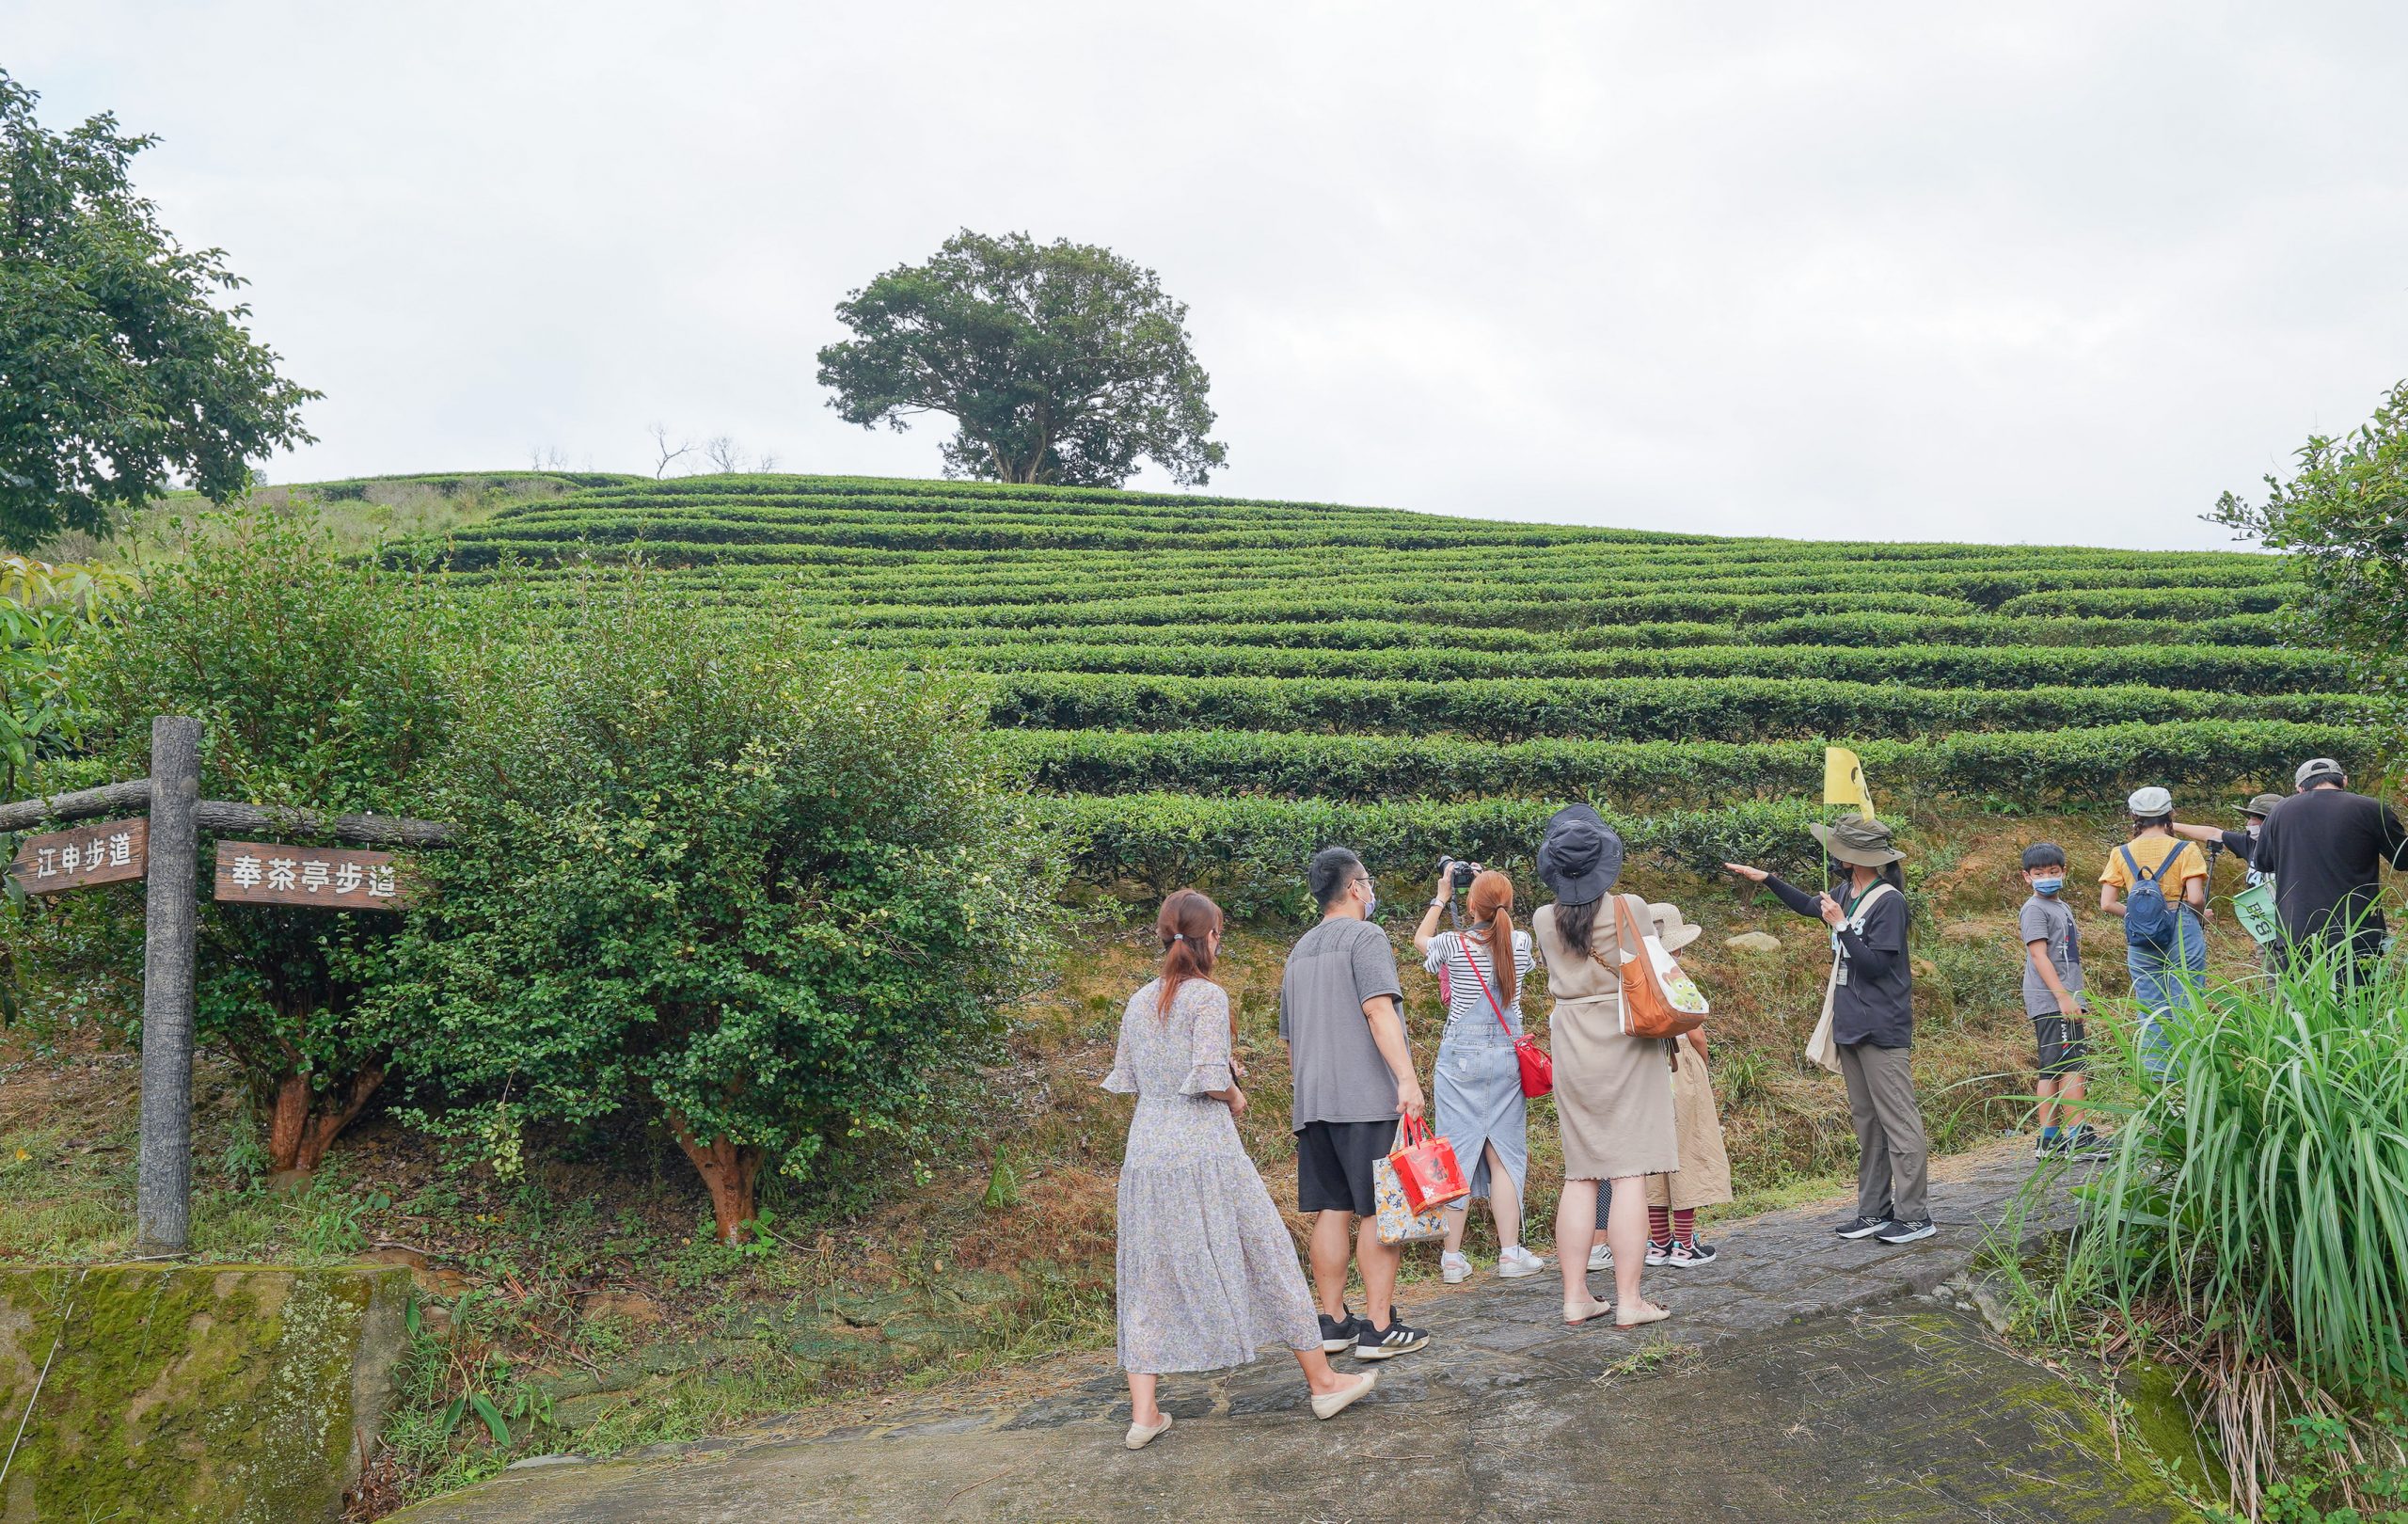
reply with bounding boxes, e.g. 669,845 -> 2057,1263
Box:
14,3 -> 2408,548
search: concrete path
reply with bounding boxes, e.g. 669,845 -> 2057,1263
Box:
395,1142 -> 2200,1523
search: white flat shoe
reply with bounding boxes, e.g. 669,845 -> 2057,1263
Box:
1125,1413 -> 1172,1450
1310,1371 -> 1377,1420
1562,1297 -> 1613,1326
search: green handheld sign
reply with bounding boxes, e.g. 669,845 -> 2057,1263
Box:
2231,881 -> 2281,946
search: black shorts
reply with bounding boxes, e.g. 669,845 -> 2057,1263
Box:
2033,1015 -> 2087,1078
1295,1119 -> 1396,1216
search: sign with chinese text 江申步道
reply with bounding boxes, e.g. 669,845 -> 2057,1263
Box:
212,841 -> 408,911
8,818 -> 148,894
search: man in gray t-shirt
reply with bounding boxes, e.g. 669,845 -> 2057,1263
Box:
1278,847 -> 1430,1360
1280,915 -> 1408,1130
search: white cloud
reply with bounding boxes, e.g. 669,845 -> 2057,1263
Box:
13,0 -> 2406,546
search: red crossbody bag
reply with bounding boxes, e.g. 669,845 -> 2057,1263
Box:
1450,935 -> 1552,1099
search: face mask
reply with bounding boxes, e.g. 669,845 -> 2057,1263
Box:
2032,876 -> 2065,897
2247,822 -> 2262,839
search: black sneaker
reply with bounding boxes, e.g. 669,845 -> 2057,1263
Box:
1354,1314 -> 1429,1360
2033,1133 -> 2062,1160
1875,1218 -> 1937,1245
1833,1214 -> 1893,1240
1665,1239 -> 1719,1268
1318,1310 -> 1361,1355
2067,1126 -> 2112,1161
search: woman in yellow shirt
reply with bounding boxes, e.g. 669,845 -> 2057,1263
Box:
2099,786 -> 2210,1080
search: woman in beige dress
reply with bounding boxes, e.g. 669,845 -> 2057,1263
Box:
1531,803 -> 1677,1328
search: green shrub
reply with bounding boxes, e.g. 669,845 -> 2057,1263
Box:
373,566 -> 1066,1243
28,509 -> 453,1176
1000,720 -> 2374,807
1044,792 -> 1826,920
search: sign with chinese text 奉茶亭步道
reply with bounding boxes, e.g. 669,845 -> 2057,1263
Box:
212,841 -> 409,911
8,818 -> 149,894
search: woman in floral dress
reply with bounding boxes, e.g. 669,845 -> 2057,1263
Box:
1105,889 -> 1379,1449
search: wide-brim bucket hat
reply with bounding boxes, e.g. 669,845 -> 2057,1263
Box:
2241,793 -> 2285,818
1536,803 -> 1624,907
1647,901 -> 1703,953
1809,816 -> 1906,867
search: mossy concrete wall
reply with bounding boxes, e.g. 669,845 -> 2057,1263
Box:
0,1262 -> 409,1523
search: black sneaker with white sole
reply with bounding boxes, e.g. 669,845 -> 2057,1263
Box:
1833,1214 -> 1894,1240
1665,1239 -> 1719,1268
1318,1310 -> 1361,1354
1875,1218 -> 1937,1245
2067,1125 -> 2112,1161
1354,1314 -> 1429,1360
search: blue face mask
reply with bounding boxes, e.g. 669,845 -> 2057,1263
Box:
2032,876 -> 2065,897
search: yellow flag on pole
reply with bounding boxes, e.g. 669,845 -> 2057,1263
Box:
1823,746 -> 1875,820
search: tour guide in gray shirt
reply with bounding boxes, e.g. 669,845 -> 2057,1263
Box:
1279,846 -> 1431,1361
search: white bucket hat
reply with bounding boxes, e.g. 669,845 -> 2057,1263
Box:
1647,901 -> 1703,954
2128,786 -> 2174,816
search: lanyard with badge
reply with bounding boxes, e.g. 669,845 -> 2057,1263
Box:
1830,881 -> 1870,985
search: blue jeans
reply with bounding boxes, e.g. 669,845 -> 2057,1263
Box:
2127,908 -> 2207,1081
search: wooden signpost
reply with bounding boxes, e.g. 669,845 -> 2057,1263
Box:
8,818 -> 148,893
0,717 -> 452,1254
214,842 -> 408,910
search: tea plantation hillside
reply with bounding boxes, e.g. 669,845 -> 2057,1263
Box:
407,472 -> 2353,912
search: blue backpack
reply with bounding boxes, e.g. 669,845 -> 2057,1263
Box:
2119,845 -> 2179,950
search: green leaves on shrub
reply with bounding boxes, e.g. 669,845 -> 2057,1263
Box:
374,566 -> 1068,1242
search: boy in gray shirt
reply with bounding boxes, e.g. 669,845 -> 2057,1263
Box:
1279,847 -> 1430,1361
2019,843 -> 2105,1160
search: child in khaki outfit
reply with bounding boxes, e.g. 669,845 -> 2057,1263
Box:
1644,903 -> 1732,1266
1589,903 -> 1735,1269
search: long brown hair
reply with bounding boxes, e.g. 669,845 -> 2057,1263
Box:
1154,888 -> 1223,1018
1553,896 -> 1605,959
1465,869 -> 1517,1007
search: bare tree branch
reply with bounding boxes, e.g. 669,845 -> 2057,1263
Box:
648,423 -> 695,480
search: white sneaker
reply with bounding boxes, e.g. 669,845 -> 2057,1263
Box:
1586,1243 -> 1613,1271
1497,1245 -> 1546,1278
1440,1251 -> 1472,1284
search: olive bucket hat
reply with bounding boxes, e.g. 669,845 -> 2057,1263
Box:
2241,792 -> 2285,818
1536,802 -> 1624,907
1809,816 -> 1907,867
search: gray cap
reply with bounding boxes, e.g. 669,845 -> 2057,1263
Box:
2128,786 -> 2174,817
2295,757 -> 2346,788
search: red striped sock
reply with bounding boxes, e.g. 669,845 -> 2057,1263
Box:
1647,1205 -> 1671,1245
1673,1209 -> 1697,1248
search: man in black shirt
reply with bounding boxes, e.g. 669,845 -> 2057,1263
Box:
2251,758 -> 2408,973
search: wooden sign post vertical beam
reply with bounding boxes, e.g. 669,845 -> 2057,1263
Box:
135,716 -> 202,1254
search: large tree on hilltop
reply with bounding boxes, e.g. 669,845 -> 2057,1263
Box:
0,71 -> 317,548
816,230 -> 1228,488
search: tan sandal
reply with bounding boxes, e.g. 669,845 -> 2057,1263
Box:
1310,1371 -> 1377,1420
1615,1301 -> 1671,1329
1562,1297 -> 1614,1326
1125,1413 -> 1172,1450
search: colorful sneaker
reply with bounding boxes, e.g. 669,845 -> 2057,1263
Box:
1586,1243 -> 1613,1271
1354,1314 -> 1430,1360
1440,1251 -> 1472,1284
1318,1310 -> 1361,1354
1875,1218 -> 1937,1245
1496,1245 -> 1546,1278
1666,1239 -> 1719,1268
1643,1239 -> 1674,1266
1833,1214 -> 1893,1240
